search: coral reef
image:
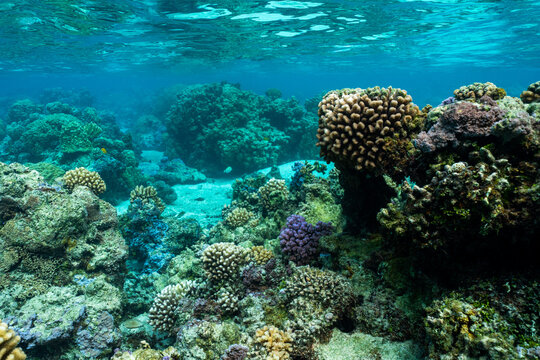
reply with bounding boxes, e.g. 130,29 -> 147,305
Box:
0,321 -> 26,360
165,82 -> 316,174
316,86 -> 422,173
453,82 -> 506,101
415,96 -> 504,153
221,344 -> 248,360
279,215 -> 333,265
63,167 -> 107,195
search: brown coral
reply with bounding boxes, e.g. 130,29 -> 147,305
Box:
453,82 -> 506,102
129,185 -> 165,213
63,167 -> 106,195
316,86 -> 421,172
258,178 -> 289,211
0,321 -> 27,360
520,81 -> 540,103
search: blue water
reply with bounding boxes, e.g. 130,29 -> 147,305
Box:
0,0 -> 539,106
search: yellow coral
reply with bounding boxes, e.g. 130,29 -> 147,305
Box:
453,82 -> 506,101
255,325 -> 293,360
250,246 -> 274,265
0,320 -> 27,360
258,179 -> 289,210
63,167 -> 106,195
520,81 -> 540,103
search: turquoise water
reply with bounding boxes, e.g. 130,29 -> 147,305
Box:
1,1 -> 539,360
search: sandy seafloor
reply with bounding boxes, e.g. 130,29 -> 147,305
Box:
116,160 -> 334,228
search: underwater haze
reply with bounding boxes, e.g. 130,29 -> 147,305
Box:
0,1 -> 539,360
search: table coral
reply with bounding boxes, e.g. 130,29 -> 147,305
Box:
316,86 -> 422,173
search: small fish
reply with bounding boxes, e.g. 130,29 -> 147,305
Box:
263,136 -> 269,141
100,148 -> 107,154
194,197 -> 205,201
224,166 -> 232,174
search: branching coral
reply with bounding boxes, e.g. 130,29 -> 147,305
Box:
316,86 -> 422,173
250,246 -> 274,266
63,167 -> 106,195
279,215 -> 333,265
225,207 -> 255,229
257,178 -> 289,211
253,326 -> 293,360
129,185 -> 165,214
148,281 -> 196,333
0,321 -> 26,360
453,82 -> 506,101
202,243 -> 249,282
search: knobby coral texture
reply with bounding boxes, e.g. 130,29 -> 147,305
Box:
279,215 -> 333,265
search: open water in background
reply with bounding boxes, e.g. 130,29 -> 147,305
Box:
0,0 -> 539,107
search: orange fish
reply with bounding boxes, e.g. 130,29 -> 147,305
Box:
100,148 -> 107,154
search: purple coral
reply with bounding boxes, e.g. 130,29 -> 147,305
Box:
279,215 -> 333,265
416,96 -> 504,152
222,344 -> 249,360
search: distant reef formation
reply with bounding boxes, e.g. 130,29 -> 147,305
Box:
0,81 -> 538,360
165,82 -> 319,175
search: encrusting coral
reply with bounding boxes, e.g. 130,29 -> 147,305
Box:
0,321 -> 26,360
201,242 -> 249,282
453,82 -> 506,102
316,86 -> 422,173
148,280 -> 196,333
63,167 -> 106,195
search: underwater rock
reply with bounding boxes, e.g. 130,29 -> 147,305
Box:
0,162 -> 127,358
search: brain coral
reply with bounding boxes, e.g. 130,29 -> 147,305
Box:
316,86 -> 421,172
63,167 -> 106,195
453,82 -> 506,102
201,242 -> 249,282
0,321 -> 27,360
520,81 -> 540,103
